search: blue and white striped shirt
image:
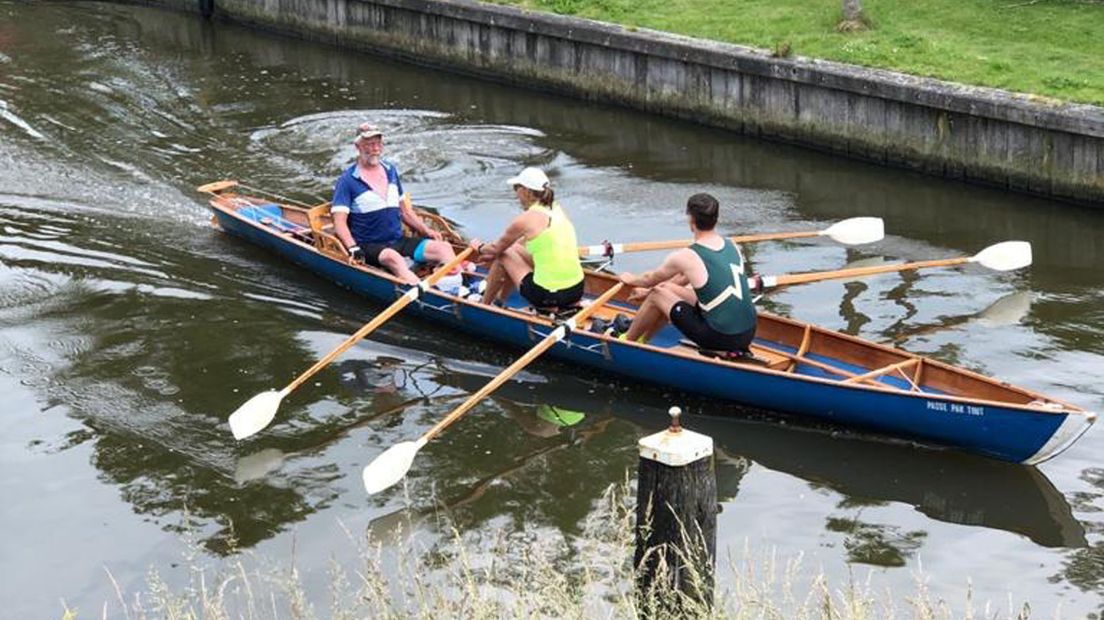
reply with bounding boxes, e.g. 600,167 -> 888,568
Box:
331,161 -> 405,245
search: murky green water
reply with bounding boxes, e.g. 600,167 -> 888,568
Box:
2,2 -> 1103,616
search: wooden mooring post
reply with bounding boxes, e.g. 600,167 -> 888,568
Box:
634,406 -> 717,617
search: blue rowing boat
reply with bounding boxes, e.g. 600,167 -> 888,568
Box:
200,181 -> 1095,464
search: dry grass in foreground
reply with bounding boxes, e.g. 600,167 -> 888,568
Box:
63,483 -> 1034,620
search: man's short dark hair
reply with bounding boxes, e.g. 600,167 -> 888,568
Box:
686,193 -> 719,231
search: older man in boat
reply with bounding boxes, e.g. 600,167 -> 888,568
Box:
331,122 -> 458,285
617,193 -> 758,354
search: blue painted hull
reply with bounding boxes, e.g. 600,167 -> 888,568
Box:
211,206 -> 1094,464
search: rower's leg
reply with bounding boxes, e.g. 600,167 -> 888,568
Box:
379,248 -> 419,285
480,259 -> 508,304
665,281 -> 698,304
624,283 -> 682,342
481,244 -> 530,305
625,282 -> 696,343
514,244 -> 535,270
495,244 -> 532,304
648,283 -> 699,341
421,240 -> 458,270
642,283 -> 692,341
623,294 -> 663,343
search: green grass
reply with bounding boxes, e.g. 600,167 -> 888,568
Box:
490,0 -> 1104,106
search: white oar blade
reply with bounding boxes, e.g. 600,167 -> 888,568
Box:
821,217 -> 884,245
971,241 -> 1032,271
363,440 -> 424,495
228,390 -> 285,440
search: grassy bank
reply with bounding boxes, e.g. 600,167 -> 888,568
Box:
490,0 -> 1104,106
64,484 -> 1036,619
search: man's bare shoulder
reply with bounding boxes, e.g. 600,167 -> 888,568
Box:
665,247 -> 701,270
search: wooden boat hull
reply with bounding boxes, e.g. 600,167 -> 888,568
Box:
207,194 -> 1094,465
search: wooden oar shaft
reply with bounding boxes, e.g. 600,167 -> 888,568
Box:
731,230 -> 819,244
772,256 -> 969,287
421,328 -> 563,441
197,179 -> 239,194
580,231 -> 819,256
421,283 -> 625,443
284,248 -> 473,394
285,301 -> 412,393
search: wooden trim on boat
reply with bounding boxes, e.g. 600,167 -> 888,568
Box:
785,324 -> 813,373
842,358 -> 920,385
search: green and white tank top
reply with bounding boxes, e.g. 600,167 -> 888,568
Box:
689,238 -> 757,335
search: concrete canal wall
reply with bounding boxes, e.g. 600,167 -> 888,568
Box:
129,0 -> 1104,205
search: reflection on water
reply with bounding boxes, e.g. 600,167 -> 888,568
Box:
709,416 -> 1086,550
825,509 -> 927,567
1051,468 -> 1104,616
485,375 -> 1087,551
1,1 -> 1103,617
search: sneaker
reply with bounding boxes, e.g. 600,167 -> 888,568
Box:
434,271 -> 464,294
610,313 -> 632,336
588,317 -> 612,335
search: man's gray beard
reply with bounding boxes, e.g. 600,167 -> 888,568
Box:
364,154 -> 381,166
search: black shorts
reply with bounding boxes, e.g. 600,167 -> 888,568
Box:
361,236 -> 428,268
670,301 -> 755,352
519,273 -> 584,309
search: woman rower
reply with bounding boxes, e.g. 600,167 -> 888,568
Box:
470,167 -> 585,311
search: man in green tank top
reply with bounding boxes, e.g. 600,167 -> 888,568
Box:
618,193 -> 758,352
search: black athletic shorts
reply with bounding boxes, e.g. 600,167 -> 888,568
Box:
362,236 -> 428,268
670,301 -> 755,352
519,273 -> 584,309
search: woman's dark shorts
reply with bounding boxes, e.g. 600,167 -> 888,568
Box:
670,301 -> 755,352
362,236 -> 428,268
520,273 -> 584,309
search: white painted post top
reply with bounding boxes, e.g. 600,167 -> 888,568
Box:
638,407 -> 714,467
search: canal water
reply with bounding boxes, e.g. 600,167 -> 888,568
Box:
1,2 -> 1103,616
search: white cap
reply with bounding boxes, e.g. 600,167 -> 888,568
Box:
507,167 -> 550,192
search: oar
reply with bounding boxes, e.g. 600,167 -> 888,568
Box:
197,179 -> 239,194
361,282 -> 626,494
577,217 -> 884,257
227,248 -> 475,440
757,241 -> 1032,289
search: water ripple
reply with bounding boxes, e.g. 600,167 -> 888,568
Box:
0,99 -> 46,140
